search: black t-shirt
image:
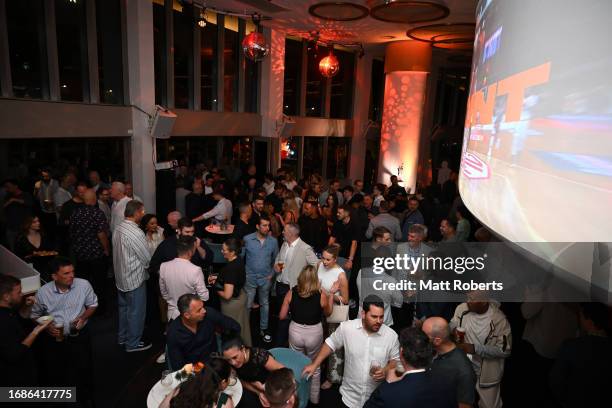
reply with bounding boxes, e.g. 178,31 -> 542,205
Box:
185,192 -> 204,220
233,219 -> 256,242
298,215 -> 328,254
430,347 -> 476,405
236,347 -> 271,383
218,257 -> 246,298
0,307 -> 38,386
331,218 -> 362,258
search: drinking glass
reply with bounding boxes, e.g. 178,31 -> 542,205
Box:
54,317 -> 64,342
369,360 -> 382,378
456,327 -> 466,343
161,370 -> 174,387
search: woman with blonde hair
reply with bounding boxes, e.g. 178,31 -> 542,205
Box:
316,244 -> 349,389
279,196 -> 299,226
279,265 -> 335,405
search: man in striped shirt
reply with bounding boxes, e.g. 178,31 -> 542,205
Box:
112,200 -> 152,352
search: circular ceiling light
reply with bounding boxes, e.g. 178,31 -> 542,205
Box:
309,2 -> 370,21
407,23 -> 475,50
369,0 -> 449,24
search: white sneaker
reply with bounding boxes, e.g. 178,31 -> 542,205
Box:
156,352 -> 166,364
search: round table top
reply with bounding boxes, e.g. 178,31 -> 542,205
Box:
205,224 -> 235,235
147,370 -> 242,408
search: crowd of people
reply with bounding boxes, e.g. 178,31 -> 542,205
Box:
1,161 -> 610,408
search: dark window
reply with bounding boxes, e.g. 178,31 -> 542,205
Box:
283,39 -> 302,116
96,0 -> 124,104
55,0 -> 87,102
303,137 -> 324,178
306,45 -> 327,117
244,54 -> 259,113
2,138 -> 125,182
330,49 -> 355,119
369,59 -> 385,121
6,0 -> 46,99
173,7 -> 193,109
223,19 -> 239,112
222,137 -> 252,169
326,137 -> 350,180
200,16 -> 217,110
153,1 -> 166,106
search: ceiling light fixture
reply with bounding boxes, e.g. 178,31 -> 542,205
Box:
242,13 -> 270,62
308,2 -> 370,21
369,0 -> 449,24
319,48 -> 340,78
196,8 -> 207,28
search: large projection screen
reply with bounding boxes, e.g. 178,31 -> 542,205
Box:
460,0 -> 612,243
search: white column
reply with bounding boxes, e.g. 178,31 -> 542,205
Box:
125,0 -> 156,212
348,52 -> 373,183
259,27 -> 286,171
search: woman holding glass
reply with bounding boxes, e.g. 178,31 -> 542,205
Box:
209,238 -> 251,346
316,244 -> 349,389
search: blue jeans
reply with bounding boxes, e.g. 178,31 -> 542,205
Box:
245,276 -> 272,331
117,283 -> 147,349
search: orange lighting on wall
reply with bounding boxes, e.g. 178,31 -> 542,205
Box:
378,71 -> 428,191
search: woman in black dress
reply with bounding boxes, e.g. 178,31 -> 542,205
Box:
222,337 -> 284,407
14,216 -> 56,280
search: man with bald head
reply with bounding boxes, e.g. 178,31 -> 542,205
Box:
422,317 -> 476,408
69,189 -> 110,313
110,182 -> 130,234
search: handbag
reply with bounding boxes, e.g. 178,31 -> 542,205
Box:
326,297 -> 349,323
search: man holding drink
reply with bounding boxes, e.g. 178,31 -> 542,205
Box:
302,295 -> 400,407
450,291 -> 512,408
30,257 -> 98,405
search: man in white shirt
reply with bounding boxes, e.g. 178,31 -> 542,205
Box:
273,223 -> 318,345
54,172 -> 76,214
110,182 -> 131,234
159,235 -> 209,321
303,295 -> 401,407
193,189 -> 232,223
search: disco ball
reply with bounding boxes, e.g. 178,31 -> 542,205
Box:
319,54 -> 340,78
242,32 -> 269,62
